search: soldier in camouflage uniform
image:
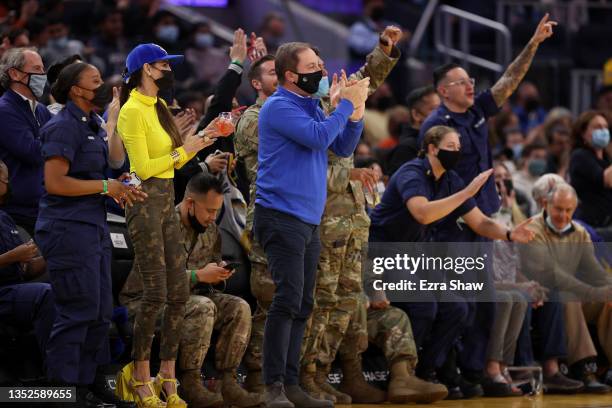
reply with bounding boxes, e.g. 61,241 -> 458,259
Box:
357,253 -> 448,403
120,173 -> 262,407
298,26 -> 402,404
234,55 -> 278,393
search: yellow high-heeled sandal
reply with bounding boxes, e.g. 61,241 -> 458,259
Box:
155,373 -> 187,408
130,376 -> 166,408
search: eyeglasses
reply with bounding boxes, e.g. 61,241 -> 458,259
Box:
446,78 -> 475,88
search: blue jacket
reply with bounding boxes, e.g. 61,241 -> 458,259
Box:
256,86 -> 363,225
0,89 -> 52,219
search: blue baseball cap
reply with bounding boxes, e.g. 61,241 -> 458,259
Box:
123,43 -> 184,82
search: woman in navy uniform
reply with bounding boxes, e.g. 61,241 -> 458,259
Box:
35,62 -> 143,407
368,125 -> 534,397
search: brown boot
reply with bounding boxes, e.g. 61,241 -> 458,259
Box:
178,370 -> 224,408
387,359 -> 448,404
244,370 -> 265,394
300,363 -> 336,402
338,357 -> 386,403
221,370 -> 264,407
315,364 -> 352,404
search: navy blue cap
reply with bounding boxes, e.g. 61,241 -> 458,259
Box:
124,43 -> 183,82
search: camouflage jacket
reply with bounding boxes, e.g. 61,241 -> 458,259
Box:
119,205 -> 223,306
322,45 -> 400,219
234,97 -> 264,234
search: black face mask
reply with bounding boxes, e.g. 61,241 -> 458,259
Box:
80,83 -> 112,109
503,179 -> 514,194
293,70 -> 323,94
524,97 -> 540,113
158,86 -> 175,106
377,96 -> 394,111
153,68 -> 175,92
436,148 -> 461,171
370,6 -> 385,21
188,203 -> 207,234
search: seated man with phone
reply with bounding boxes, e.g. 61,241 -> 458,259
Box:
120,172 -> 261,407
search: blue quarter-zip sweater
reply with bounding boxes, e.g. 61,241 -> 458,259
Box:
0,89 -> 52,219
256,86 -> 363,225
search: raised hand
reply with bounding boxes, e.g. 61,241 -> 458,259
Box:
229,28 -> 248,65
531,13 -> 557,45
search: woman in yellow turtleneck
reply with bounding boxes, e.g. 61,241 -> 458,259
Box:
116,43 -> 222,408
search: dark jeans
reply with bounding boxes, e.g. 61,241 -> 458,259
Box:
254,205 -> 321,385
515,293 -> 567,366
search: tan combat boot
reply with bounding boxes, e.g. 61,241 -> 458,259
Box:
337,357 -> 386,403
178,370 -> 224,408
387,359 -> 448,404
300,363 -> 336,402
244,370 -> 264,394
221,370 -> 264,407
314,364 -> 352,404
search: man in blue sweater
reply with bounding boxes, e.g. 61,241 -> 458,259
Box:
0,47 -> 52,237
254,42 -> 368,408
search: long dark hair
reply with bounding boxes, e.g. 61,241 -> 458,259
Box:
119,67 -> 182,148
571,110 -> 609,150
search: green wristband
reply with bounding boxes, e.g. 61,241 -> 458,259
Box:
101,179 -> 108,195
191,270 -> 197,284
231,60 -> 243,68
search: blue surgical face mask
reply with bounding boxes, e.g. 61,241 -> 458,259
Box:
27,73 -> 47,100
528,158 -> 547,177
157,25 -> 179,44
49,36 -> 69,48
511,143 -> 524,161
546,214 -> 572,234
591,128 -> 610,149
195,33 -> 214,48
313,75 -> 329,99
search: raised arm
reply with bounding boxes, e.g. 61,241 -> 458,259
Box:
491,13 -> 556,107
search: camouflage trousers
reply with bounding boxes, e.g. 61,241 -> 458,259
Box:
243,236 -> 274,371
198,291 -> 253,371
337,295 -> 418,368
124,291 -> 251,371
125,178 -> 188,361
301,213 -> 367,367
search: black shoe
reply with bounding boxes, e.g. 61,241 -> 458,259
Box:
481,377 -> 522,397
543,372 -> 584,394
570,358 -> 611,394
90,381 -> 136,408
444,386 -> 464,400
604,370 -> 612,387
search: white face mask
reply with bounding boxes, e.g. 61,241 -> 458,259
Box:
545,214 -> 572,234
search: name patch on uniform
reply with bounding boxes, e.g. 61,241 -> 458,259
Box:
110,233 -> 128,249
88,136 -> 95,140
